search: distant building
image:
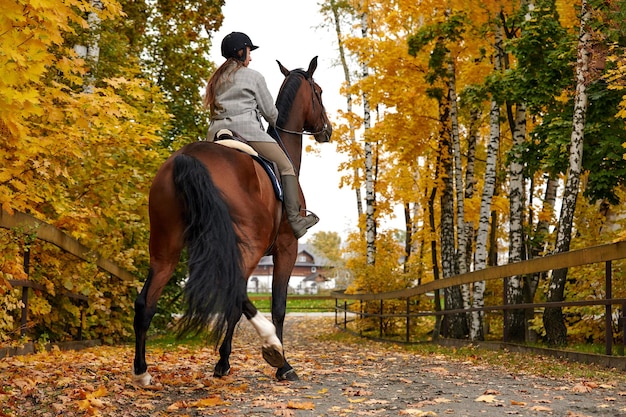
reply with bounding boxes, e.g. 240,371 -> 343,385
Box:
248,243 -> 335,294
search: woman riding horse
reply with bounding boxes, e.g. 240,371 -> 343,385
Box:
133,51 -> 332,385
204,31 -> 318,239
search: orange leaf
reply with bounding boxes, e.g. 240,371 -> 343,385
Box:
287,400 -> 315,410
189,395 -> 227,408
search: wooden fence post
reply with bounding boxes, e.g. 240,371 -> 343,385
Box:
606,261 -> 613,355
20,246 -> 31,336
406,298 -> 410,343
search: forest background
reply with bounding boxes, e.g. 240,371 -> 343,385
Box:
1,0 -> 626,349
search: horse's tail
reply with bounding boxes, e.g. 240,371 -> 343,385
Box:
172,153 -> 245,344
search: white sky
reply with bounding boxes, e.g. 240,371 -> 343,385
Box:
208,0 -> 404,239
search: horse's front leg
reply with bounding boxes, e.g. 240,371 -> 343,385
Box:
271,275 -> 299,381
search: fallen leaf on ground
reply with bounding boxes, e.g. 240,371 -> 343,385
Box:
475,394 -> 498,403
287,400 -> 315,410
530,405 -> 552,412
572,384 -> 592,393
188,395 -> 227,407
399,409 -> 438,416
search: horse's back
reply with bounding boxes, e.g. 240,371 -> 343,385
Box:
152,141 -> 281,273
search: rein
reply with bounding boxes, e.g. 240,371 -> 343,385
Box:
275,124 -> 328,136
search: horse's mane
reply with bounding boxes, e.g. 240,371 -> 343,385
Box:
275,69 -> 308,128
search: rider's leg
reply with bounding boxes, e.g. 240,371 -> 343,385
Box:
248,141 -> 319,239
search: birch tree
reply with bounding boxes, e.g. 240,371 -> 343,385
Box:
323,0 -> 364,218
470,22 -> 504,341
360,9 -> 376,266
543,0 -> 591,346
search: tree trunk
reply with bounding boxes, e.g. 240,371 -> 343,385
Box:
464,109 -> 479,270
543,0 -> 591,346
359,10 -> 376,266
404,202 -> 412,273
328,0 -> 363,218
470,23 -> 503,341
74,0 -> 103,93
428,186 -> 442,340
525,175 -> 558,342
506,103 -> 527,342
471,99 -> 501,341
449,61 -> 469,313
439,93 -> 466,339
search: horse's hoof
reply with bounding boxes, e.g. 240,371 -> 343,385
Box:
213,366 -> 231,378
133,371 -> 152,387
262,345 -> 285,368
277,368 -> 299,382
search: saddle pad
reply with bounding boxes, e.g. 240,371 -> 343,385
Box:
251,155 -> 283,201
213,139 -> 282,201
215,139 -> 258,156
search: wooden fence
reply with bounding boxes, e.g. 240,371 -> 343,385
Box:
332,241 -> 626,359
0,209 -> 136,339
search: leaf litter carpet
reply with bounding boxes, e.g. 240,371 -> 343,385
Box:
1,315 -> 626,416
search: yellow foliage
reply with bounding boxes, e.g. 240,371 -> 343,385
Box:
0,0 -> 170,343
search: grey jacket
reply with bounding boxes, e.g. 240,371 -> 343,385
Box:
207,63 -> 279,142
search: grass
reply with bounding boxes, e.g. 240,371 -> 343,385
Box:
247,293 -> 336,313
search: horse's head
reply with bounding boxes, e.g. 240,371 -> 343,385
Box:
276,57 -> 332,143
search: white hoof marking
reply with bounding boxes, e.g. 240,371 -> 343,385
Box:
249,312 -> 283,353
133,371 -> 152,387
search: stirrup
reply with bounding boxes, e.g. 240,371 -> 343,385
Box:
291,210 -> 320,239
302,209 -> 320,224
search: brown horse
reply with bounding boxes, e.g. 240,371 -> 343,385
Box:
133,57 -> 332,386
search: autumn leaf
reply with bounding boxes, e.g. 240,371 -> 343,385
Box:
475,394 -> 498,403
572,384 -> 593,393
287,400 -> 315,410
530,405 -> 553,412
188,395 -> 228,408
399,410 -> 438,416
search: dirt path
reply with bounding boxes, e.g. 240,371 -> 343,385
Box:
2,315 -> 626,416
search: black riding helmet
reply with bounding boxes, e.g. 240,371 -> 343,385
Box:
221,32 -> 259,62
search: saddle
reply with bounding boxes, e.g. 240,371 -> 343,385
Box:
213,129 -> 283,201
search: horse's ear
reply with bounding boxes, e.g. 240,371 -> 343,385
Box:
307,56 -> 318,77
277,60 -> 290,77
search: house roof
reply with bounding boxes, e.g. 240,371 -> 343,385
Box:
256,243 -> 333,268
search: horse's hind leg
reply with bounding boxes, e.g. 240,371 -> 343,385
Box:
213,303 -> 243,377
133,260 -> 178,386
242,298 -> 285,368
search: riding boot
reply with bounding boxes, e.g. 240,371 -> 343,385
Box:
281,175 -> 319,239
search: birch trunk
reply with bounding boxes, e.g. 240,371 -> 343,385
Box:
506,103 -> 527,342
328,0 -> 363,218
359,10 -> 376,266
470,24 -> 503,341
449,61 -> 469,312
543,0 -> 591,346
74,0 -> 103,93
525,175 -> 558,342
470,100 -> 500,341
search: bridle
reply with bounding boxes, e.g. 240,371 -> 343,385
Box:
275,74 -> 329,137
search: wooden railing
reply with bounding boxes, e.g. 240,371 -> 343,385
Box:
1,209 -> 136,338
332,241 -> 626,357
